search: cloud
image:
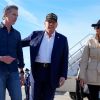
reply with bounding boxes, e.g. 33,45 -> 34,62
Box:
4,0 -> 41,27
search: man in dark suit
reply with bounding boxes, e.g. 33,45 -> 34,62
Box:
22,13 -> 69,100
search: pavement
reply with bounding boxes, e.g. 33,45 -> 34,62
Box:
6,87 -> 88,100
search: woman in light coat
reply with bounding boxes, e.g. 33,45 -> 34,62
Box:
79,20 -> 100,100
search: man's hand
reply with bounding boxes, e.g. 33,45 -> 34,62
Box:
20,73 -> 25,86
0,56 -> 16,64
59,77 -> 65,87
19,68 -> 24,86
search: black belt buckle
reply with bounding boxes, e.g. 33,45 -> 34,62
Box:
43,63 -> 48,68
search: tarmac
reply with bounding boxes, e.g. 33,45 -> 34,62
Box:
6,87 -> 88,100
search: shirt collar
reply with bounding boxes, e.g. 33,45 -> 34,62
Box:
44,31 -> 55,38
0,22 -> 14,32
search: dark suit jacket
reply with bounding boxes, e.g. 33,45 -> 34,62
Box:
22,31 -> 69,88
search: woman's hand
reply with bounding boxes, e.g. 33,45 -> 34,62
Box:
80,79 -> 85,87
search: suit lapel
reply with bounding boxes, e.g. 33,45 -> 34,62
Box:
36,31 -> 44,50
51,32 -> 60,60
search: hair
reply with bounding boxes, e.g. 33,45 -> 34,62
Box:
2,5 -> 18,20
95,31 -> 100,42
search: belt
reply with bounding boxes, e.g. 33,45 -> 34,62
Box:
35,62 -> 51,68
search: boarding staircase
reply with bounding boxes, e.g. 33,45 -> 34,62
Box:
68,34 -> 94,76
57,34 -> 94,92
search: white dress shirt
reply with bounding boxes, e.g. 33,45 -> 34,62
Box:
35,31 -> 55,63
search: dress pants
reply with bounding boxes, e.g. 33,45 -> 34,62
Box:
76,80 -> 83,100
33,63 -> 56,100
88,84 -> 100,100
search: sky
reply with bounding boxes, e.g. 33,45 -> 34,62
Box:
0,0 -> 100,69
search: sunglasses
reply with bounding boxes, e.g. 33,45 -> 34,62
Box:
94,26 -> 100,29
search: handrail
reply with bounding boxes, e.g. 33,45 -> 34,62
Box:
69,34 -> 94,50
69,34 -> 94,68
